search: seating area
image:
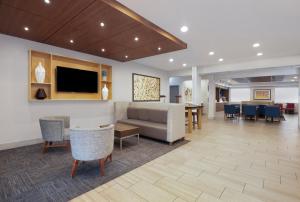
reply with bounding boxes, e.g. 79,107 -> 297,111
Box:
224,103 -> 287,122
1,1 -> 300,202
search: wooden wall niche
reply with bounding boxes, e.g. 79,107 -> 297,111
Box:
100,64 -> 112,100
29,50 -> 112,101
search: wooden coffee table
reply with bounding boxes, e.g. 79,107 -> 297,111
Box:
114,122 -> 140,150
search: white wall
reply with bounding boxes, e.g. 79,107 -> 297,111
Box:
230,86 -> 299,104
0,34 -> 169,149
275,87 -> 298,103
230,88 -> 251,102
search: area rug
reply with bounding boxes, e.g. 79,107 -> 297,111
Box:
0,137 -> 188,202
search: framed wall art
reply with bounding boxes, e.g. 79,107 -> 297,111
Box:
132,73 -> 160,102
253,89 -> 271,100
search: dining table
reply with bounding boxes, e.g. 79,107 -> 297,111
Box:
185,104 -> 203,133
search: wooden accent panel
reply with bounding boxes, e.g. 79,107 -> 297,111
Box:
50,55 -> 101,100
0,0 -> 187,62
100,64 -> 112,100
28,50 -> 112,101
29,51 -> 52,100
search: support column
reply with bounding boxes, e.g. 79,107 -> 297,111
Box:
192,66 -> 202,105
298,69 -> 300,128
208,75 -> 216,119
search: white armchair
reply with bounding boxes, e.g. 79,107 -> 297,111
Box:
39,116 -> 70,153
69,125 -> 114,177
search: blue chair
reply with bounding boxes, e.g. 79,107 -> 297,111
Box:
257,105 -> 266,118
224,104 -> 239,119
233,104 -> 241,116
265,106 -> 281,122
243,105 -> 258,121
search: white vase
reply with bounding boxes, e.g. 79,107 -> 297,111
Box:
35,62 -> 45,83
102,84 -> 109,100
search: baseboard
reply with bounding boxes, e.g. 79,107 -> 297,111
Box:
0,138 -> 43,151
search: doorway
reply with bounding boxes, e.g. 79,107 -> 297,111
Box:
170,85 -> 179,103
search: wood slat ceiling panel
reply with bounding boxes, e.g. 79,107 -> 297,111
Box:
0,4 -> 55,42
0,0 -> 187,61
1,0 -> 95,23
45,1 -> 138,52
1,0 -> 95,41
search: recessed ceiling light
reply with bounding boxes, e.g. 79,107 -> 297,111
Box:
180,26 -> 189,33
253,43 -> 260,48
182,63 -> 187,67
100,22 -> 105,27
218,58 -> 224,62
291,79 -> 295,82
227,80 -> 231,82
70,39 -> 74,44
169,58 -> 174,62
101,48 -> 105,52
125,55 -> 128,59
293,76 -> 298,79
158,47 -> 162,51
24,26 -> 29,31
257,52 -> 263,56
209,51 -> 215,56
134,37 -> 139,42
44,0 -> 51,4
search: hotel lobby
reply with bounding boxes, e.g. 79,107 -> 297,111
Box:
0,0 -> 300,201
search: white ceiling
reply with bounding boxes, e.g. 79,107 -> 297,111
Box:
117,0 -> 300,71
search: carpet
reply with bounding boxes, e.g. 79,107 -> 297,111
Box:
0,137 -> 188,202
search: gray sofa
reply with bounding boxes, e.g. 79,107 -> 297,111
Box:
115,102 -> 185,144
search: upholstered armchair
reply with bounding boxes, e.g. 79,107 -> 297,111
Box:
224,104 -> 239,119
39,116 -> 70,153
265,106 -> 281,122
69,125 -> 114,177
285,103 -> 295,114
243,105 -> 258,121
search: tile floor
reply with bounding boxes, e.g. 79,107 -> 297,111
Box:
71,113 -> 300,202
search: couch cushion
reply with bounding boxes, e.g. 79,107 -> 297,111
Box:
118,119 -> 167,141
127,107 -> 139,119
137,108 -> 149,121
148,109 -> 168,124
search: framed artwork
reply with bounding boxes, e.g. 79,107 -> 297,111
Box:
132,73 -> 160,102
184,87 -> 192,103
253,89 -> 271,100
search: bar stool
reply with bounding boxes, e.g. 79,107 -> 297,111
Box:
192,111 -> 198,128
185,110 -> 198,128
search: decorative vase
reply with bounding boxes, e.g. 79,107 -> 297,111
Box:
102,70 -> 107,81
102,84 -> 109,100
35,62 -> 45,83
35,88 -> 47,100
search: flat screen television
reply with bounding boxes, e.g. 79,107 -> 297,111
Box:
56,66 -> 98,93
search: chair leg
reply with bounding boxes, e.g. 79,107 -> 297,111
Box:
99,158 -> 105,176
71,160 -> 79,178
65,140 -> 70,151
42,141 -> 48,153
105,153 -> 112,163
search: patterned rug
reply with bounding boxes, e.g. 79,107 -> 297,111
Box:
0,137 -> 188,202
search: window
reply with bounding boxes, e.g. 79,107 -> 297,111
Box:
230,88 -> 251,102
275,87 -> 298,103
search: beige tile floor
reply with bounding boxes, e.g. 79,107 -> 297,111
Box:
71,113 -> 300,202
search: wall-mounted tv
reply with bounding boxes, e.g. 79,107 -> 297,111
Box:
56,66 -> 98,93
